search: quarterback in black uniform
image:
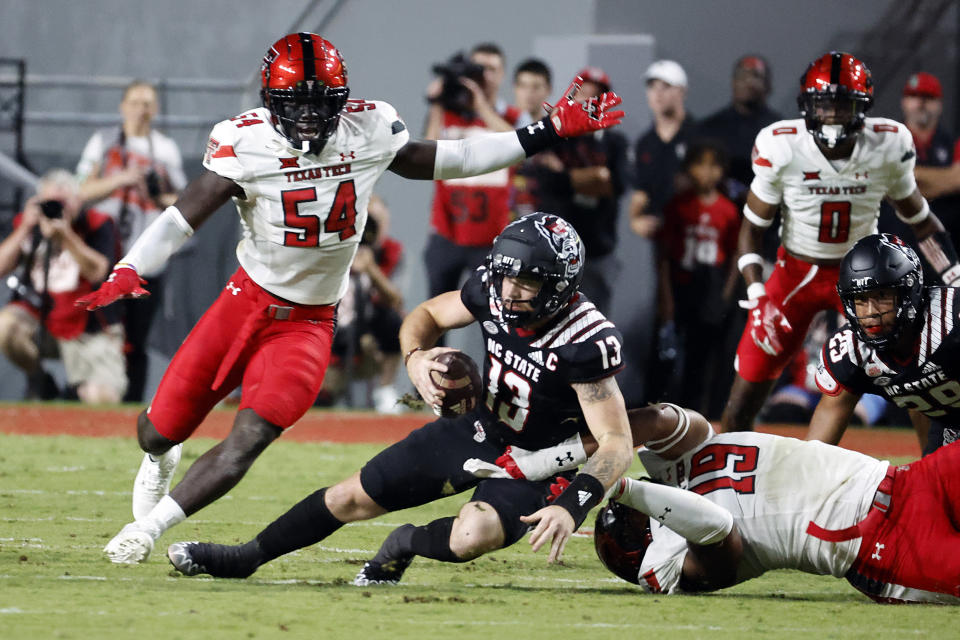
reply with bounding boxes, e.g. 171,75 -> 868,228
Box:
166,212 -> 634,582
809,233 -> 960,454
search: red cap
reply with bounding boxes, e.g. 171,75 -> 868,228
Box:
903,72 -> 942,98
576,66 -> 611,93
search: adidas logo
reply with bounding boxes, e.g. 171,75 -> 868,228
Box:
529,350 -> 544,365
922,361 -> 940,374
577,490 -> 592,506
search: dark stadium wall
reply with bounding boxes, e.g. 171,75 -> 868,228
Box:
0,0 -> 954,403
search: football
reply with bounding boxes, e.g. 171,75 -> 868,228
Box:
430,351 -> 483,418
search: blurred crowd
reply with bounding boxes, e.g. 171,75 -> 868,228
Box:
3,43 -> 959,426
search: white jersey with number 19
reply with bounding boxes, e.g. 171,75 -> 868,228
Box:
202,101 -> 410,305
750,117 -> 917,260
635,432 -> 888,594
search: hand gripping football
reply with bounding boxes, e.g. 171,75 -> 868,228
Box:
430,351 -> 483,418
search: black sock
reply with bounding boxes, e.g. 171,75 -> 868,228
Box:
255,488 -> 343,562
389,517 -> 466,564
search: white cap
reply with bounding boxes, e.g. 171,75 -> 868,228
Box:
645,60 -> 687,88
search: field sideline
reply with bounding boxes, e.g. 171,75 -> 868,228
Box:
0,403 -> 946,640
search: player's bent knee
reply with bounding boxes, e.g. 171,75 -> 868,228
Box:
136,410 -> 178,455
325,474 -> 386,522
449,501 -> 505,559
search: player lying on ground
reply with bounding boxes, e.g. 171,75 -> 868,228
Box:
76,33 -> 623,565
591,403 -> 960,604
722,51 -> 960,433
165,213 -> 633,582
807,233 -> 960,456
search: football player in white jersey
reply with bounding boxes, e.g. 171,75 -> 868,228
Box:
722,52 -> 960,433
592,403 -> 960,604
76,32 -> 624,564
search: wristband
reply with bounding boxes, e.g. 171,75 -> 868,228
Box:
516,116 -> 561,157
737,253 -> 763,273
403,346 -> 423,366
897,198 -> 931,225
550,472 -> 604,528
743,203 -> 773,228
746,282 -> 766,301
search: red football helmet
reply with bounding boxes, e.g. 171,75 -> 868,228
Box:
260,32 -> 349,152
593,501 -> 652,585
797,51 -> 873,149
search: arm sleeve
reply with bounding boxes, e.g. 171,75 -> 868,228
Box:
747,127 -> 785,205
887,125 -> 919,201
433,132 -> 525,180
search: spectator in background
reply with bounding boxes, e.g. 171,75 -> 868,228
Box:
424,43 -> 522,301
655,141 -> 740,416
629,60 -> 695,239
320,195 -> 407,413
76,80 -> 187,402
901,72 -> 960,247
698,55 -> 782,202
0,170 -> 125,402
511,66 -> 628,314
512,58 -> 553,129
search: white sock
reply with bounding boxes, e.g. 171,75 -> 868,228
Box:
615,477 -> 732,545
148,446 -> 179,465
136,495 -> 186,540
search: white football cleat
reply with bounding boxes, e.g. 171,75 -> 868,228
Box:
132,444 -> 182,520
103,523 -> 155,564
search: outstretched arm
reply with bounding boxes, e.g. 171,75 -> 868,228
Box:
388,76 -> 624,180
77,170 -> 243,310
806,388 -> 860,445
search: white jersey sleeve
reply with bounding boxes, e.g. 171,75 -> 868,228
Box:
885,123 -> 918,201
200,102 -> 408,305
748,123 -> 796,206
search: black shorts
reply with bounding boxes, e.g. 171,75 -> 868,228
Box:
359,413 -> 562,546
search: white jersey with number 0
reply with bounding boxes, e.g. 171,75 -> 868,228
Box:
635,432 -> 888,594
202,101 -> 409,304
750,117 -> 917,260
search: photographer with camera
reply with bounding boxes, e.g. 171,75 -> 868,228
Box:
423,43 -> 522,301
75,80 -> 186,402
0,169 -> 125,403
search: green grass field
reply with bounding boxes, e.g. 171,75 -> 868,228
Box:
0,431 -> 952,640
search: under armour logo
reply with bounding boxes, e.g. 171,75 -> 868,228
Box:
526,121 -> 545,135
340,151 -> 356,161
658,506 -> 672,522
556,452 -> 574,466
871,542 -> 884,561
226,282 -> 241,296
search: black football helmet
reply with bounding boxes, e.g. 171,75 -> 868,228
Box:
797,52 -> 873,149
837,233 -> 925,350
593,501 -> 652,585
486,212 -> 584,327
261,33 -> 350,153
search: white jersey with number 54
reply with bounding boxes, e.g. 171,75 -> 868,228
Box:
636,432 -> 888,593
202,101 -> 410,304
750,117 -> 917,260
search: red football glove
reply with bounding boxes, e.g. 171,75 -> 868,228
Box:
546,476 -> 571,503
76,264 -> 149,310
494,446 -> 526,480
543,76 -> 624,138
748,296 -> 792,356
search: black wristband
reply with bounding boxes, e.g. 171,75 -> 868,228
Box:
551,473 -> 605,529
516,116 -> 561,157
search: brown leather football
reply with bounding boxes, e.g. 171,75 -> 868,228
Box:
430,351 -> 483,418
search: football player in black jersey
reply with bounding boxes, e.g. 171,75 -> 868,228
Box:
165,212 -> 633,583
808,233 -> 960,454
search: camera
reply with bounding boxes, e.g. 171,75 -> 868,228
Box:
39,200 -> 63,220
360,213 -> 380,247
144,169 -> 163,200
431,52 -> 485,117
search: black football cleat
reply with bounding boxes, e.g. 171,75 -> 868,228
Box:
167,540 -> 262,578
353,524 -> 416,586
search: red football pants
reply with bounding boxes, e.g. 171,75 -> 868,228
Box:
848,441 -> 960,602
735,247 -> 843,382
147,267 -> 336,442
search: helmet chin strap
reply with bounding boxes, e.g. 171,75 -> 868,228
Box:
819,124 -> 844,148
